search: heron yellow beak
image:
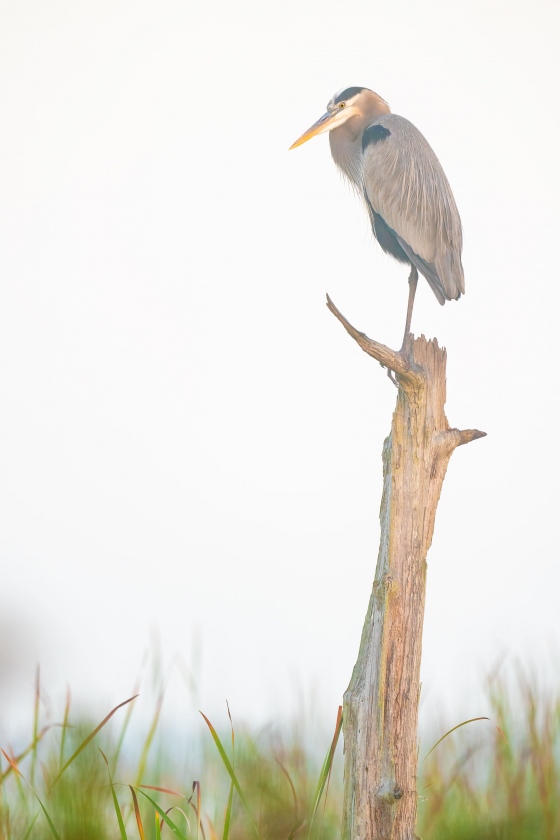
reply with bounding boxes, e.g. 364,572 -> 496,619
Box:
289,111 -> 336,149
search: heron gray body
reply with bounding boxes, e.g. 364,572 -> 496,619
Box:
291,87 -> 465,312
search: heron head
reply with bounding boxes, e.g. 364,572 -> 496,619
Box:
289,87 -> 389,150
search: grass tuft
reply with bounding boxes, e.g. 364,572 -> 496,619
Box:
2,666 -> 560,839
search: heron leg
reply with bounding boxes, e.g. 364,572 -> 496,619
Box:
402,266 -> 418,351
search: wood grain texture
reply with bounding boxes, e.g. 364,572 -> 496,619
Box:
327,297 -> 485,840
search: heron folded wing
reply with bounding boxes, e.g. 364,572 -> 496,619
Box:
362,114 -> 464,301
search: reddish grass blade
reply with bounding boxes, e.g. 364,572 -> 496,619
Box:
0,725 -> 63,785
226,701 -> 234,752
184,783 -> 207,840
275,757 -> 299,816
275,758 -> 304,840
287,819 -> 306,840
193,781 -> 201,840
130,785 -> 146,840
50,693 -> 139,788
205,814 -> 219,840
1,750 -> 61,840
140,784 -> 184,797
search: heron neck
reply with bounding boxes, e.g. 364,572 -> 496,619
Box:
329,116 -> 364,190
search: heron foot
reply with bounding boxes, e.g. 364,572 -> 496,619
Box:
386,367 -> 399,389
380,362 -> 399,388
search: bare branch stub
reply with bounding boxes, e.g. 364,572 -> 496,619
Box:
326,295 -> 420,386
454,428 -> 487,446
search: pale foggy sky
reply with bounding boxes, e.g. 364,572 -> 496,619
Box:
1,0 -> 559,735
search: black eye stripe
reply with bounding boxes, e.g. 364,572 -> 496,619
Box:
333,86 -> 365,105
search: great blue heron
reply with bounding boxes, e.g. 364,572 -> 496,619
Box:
290,87 -> 464,346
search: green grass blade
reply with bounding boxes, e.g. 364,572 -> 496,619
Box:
223,782 -> 234,840
134,688 -> 164,787
1,749 -> 61,840
34,799 -> 61,840
30,666 -> 40,787
155,810 -> 162,840
99,749 -> 128,840
306,706 -> 343,840
135,788 -> 189,840
200,711 -> 260,839
223,701 -> 235,840
58,686 -> 71,773
21,812 -> 39,840
112,679 -> 140,776
167,807 -> 192,835
50,693 -> 138,788
421,716 -> 506,764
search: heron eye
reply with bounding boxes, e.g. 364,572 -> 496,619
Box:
339,102 -> 346,109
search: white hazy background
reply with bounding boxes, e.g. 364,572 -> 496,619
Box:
1,0 -> 559,735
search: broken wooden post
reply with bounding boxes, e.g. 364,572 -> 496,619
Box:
326,295 -> 485,840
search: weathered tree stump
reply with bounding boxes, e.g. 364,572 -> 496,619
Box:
326,296 -> 485,840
